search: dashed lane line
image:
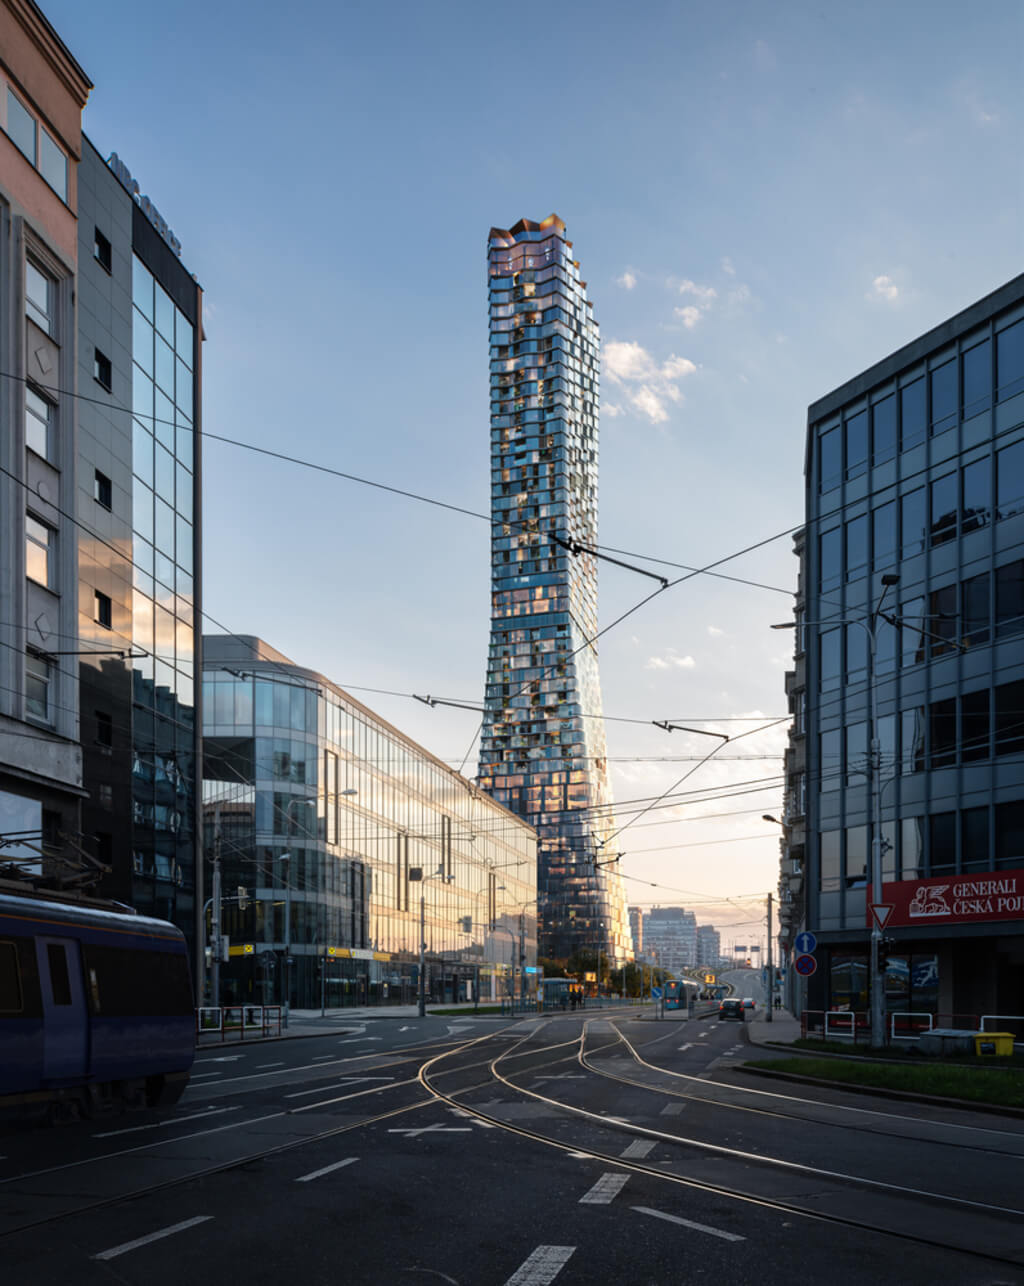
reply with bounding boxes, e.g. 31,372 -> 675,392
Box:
633,1205 -> 745,1242
621,1139 -> 656,1159
295,1156 -> 358,1183
579,1173 -> 630,1205
94,1107 -> 240,1138
504,1245 -> 576,1286
255,1061 -> 286,1069
92,1215 -> 213,1261
660,1102 -> 685,1116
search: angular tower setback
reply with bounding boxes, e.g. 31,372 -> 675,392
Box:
478,215 -> 631,964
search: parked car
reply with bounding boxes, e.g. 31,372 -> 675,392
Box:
719,998 -> 744,1021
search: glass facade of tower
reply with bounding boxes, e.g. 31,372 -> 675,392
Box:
478,215 -> 630,963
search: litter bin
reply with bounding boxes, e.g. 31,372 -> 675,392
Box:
974,1032 -> 1014,1057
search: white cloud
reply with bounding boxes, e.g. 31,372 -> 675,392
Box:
707,625 -> 724,637
645,652 -> 696,671
721,256 -> 736,276
603,340 -> 697,425
871,274 -> 899,302
678,279 -> 717,304
604,402 -> 624,418
616,271 -> 637,290
674,305 -> 702,329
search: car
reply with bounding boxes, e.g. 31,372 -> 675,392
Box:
719,998 -> 744,1021
741,997 -> 756,1010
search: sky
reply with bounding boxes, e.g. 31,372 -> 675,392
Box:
46,0 -> 1023,948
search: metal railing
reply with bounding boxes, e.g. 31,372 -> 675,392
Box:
195,1005 -> 282,1042
803,1010 -> 1024,1047
889,1011 -> 934,1041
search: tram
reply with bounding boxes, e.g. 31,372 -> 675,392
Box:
663,977 -> 699,1010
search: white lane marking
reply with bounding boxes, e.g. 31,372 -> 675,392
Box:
533,1074 -> 585,1080
312,1054 -> 337,1061
621,1139 -> 656,1159
256,1062 -> 286,1069
633,1206 -> 745,1242
567,1152 -> 596,1159
678,1043 -> 693,1051
660,1103 -> 685,1115
187,1072 -> 222,1079
504,1245 -> 575,1285
94,1107 -> 239,1138
399,1026 -> 413,1031
194,1055 -> 243,1063
388,1124 -> 472,1138
93,1215 -> 213,1261
295,1156 -> 358,1183
579,1173 -> 629,1205
284,1077 -> 395,1100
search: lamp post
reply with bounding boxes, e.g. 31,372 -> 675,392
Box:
411,863 -> 453,1018
279,852 -> 291,1025
772,573 -> 898,1050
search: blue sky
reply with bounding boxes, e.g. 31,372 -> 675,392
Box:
49,0 -> 1023,944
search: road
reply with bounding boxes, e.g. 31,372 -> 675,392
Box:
3,1007 -> 1023,1284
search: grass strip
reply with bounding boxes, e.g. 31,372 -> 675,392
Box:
748,1056 -> 1024,1108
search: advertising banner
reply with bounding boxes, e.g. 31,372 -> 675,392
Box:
869,868 -> 1024,929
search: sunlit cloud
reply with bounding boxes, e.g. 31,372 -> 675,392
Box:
604,402 -> 625,418
678,279 -> 717,304
870,274 -> 899,302
707,625 -> 724,637
603,340 -> 697,424
616,271 -> 637,290
674,305 -> 701,329
645,652 -> 696,671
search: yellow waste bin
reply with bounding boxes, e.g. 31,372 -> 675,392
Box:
973,1032 -> 1014,1057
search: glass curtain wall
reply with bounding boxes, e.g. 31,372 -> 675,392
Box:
203,661 -> 537,1009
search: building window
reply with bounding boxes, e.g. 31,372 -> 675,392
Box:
996,560 -> 1024,638
995,679 -> 1024,756
962,807 -> 989,872
871,394 -> 897,466
900,376 -> 926,451
930,358 -> 957,434
995,802 -> 1024,871
962,689 -> 991,762
95,710 -> 113,748
94,590 -> 112,629
6,85 -> 35,160
997,439 -> 1024,520
997,320 -> 1024,401
94,228 -> 112,273
94,349 -> 112,392
25,386 -> 51,459
845,514 -> 868,579
25,261 -> 52,334
25,513 -> 53,586
962,338 -> 992,417
930,472 -> 957,546
900,488 -> 926,558
817,425 -> 840,493
94,469 -> 112,510
844,409 -> 868,480
25,651 -> 51,722
819,628 -> 840,693
819,526 -> 840,592
928,583 -> 958,657
961,457 -> 991,533
872,500 -> 897,568
38,127 -> 66,201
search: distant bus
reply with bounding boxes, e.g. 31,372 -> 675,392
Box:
663,978 -> 699,1010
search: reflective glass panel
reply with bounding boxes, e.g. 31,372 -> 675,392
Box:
38,128 -> 66,200
930,359 -> 957,432
961,458 -> 990,533
900,377 -> 926,451
962,338 -> 992,415
997,439 -> 1024,519
997,320 -> 1024,400
871,394 -> 896,464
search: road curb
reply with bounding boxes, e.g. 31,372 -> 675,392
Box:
734,1063 -> 1024,1119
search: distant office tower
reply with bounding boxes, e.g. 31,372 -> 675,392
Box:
478,215 -> 630,963
628,906 -> 644,959
643,907 -> 697,973
696,924 -> 721,968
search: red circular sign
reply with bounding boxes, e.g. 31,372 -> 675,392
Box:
793,953 -> 817,977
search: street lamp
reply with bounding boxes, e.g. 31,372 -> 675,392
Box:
772,573 -> 899,1050
410,863 -> 453,1018
279,852 -> 291,1024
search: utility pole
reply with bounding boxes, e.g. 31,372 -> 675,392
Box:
211,812 -> 222,1008
766,892 -> 774,1023
418,886 -> 427,1018
280,852 -> 292,1026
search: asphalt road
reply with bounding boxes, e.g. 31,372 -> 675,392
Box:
3,1008 -> 1023,1285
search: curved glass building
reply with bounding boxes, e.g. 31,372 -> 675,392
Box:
478,215 -> 631,964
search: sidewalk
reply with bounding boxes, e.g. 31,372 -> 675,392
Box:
746,1007 -> 802,1047
195,1001 -> 521,1047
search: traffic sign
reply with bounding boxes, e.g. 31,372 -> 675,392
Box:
870,903 -> 895,931
651,986 -> 663,1000
793,953 -> 817,977
794,931 -> 817,955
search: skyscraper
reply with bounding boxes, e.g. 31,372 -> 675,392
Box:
478,215 -> 630,963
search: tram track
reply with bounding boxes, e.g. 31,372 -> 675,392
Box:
418,1019 -> 1024,1270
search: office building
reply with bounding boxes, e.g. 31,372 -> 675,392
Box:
643,906 -> 697,974
478,214 -> 630,963
628,905 -> 643,959
0,0 -> 91,884
794,274 -> 1024,1019
696,924 -> 721,968
75,136 -> 203,967
202,636 -> 537,1009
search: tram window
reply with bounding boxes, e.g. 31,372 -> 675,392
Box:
0,941 -> 23,1013
83,944 -> 192,1016
47,944 -> 72,1005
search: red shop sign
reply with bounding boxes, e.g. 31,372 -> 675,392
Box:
868,867 -> 1024,929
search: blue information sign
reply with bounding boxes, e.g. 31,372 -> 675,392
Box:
651,986 -> 663,1000
794,931 -> 817,956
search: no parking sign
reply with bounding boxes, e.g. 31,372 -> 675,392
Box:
793,953 -> 817,977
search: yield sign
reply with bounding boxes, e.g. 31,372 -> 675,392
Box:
870,903 -> 895,931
